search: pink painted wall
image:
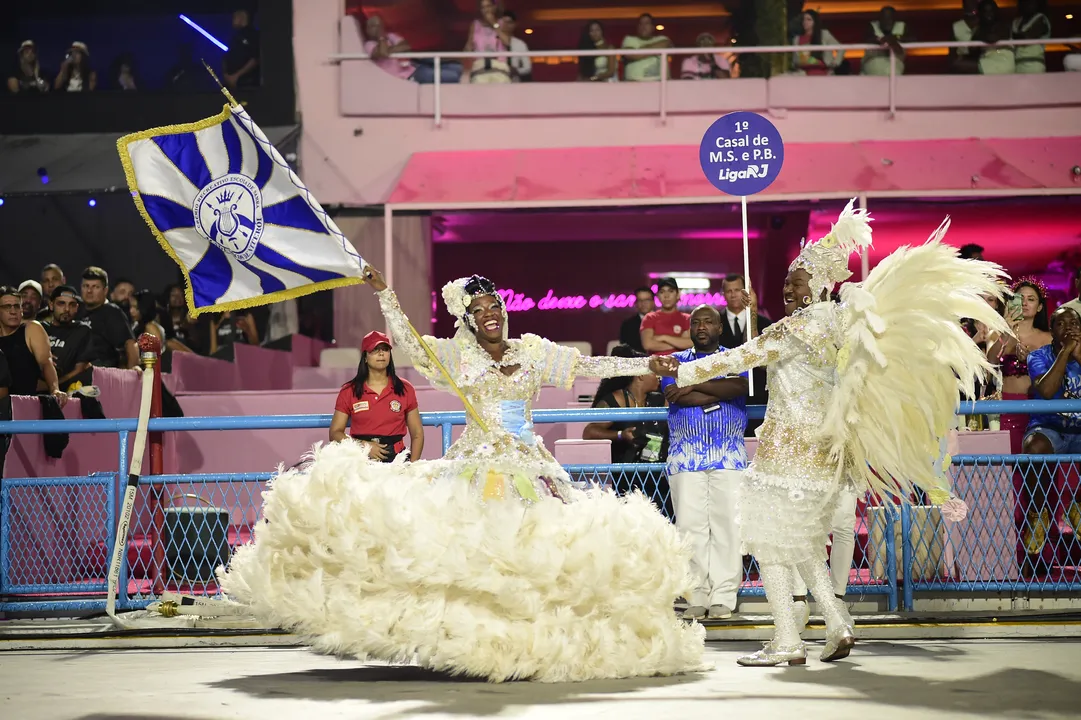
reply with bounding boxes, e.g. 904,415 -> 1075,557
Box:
292,1 -> 1081,206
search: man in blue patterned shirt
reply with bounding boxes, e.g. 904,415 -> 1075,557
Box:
659,305 -> 749,620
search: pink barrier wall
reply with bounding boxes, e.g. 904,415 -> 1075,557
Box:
4,367 -> 155,480
289,2 -> 1081,205
290,335 -> 332,368
168,345 -> 293,393
167,353 -> 236,393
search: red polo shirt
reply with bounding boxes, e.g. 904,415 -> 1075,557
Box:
640,309 -> 691,356
334,379 -> 418,453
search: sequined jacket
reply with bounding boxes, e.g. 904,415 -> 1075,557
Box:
378,290 -> 650,498
676,302 -> 846,491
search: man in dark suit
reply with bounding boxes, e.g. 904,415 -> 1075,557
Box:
718,274 -> 772,435
618,286 -> 656,354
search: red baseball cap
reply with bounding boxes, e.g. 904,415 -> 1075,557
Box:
361,331 -> 392,353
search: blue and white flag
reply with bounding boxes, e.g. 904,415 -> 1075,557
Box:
118,103 -> 366,315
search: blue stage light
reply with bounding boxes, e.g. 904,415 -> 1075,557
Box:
179,14 -> 229,51
88,198 -> 97,207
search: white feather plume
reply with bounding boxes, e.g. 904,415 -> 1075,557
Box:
817,218 -> 1011,503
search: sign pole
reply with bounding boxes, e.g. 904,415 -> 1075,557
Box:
699,111 -> 784,401
741,194 -> 757,396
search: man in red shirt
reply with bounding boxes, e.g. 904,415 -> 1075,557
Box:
640,277 -> 692,355
330,331 -> 424,461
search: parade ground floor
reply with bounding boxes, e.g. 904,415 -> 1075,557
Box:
2,638 -> 1079,720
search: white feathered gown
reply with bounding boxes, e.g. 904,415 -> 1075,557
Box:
219,290 -> 705,683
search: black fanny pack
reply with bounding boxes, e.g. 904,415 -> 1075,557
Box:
353,434 -> 405,462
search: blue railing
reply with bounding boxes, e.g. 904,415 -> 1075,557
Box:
1,399 -> 1079,614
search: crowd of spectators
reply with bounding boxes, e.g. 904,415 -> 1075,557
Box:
354,0 -> 1080,84
0,262 -> 307,404
7,9 -> 260,95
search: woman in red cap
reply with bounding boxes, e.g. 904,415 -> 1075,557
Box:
329,330 -> 423,461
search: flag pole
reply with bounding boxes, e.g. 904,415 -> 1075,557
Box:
202,60 -> 241,107
198,62 -> 489,433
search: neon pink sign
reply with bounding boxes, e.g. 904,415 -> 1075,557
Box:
498,288 -> 726,313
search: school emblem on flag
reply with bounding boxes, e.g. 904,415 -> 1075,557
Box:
118,103 -> 366,315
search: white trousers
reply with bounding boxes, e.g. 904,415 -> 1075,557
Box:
792,490 -> 859,598
669,468 -> 743,609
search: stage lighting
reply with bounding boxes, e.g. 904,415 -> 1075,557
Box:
37,167 -> 49,185
0,198 -> 5,206
88,199 -> 97,207
179,14 -> 229,51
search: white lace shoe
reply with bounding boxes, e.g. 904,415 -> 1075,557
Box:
738,641 -> 807,667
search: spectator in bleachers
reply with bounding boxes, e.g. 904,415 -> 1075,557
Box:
619,286 -> 655,353
8,40 -> 50,94
18,280 -> 42,321
364,14 -> 461,84
577,20 -> 619,82
37,264 -> 65,323
640,278 -> 691,355
660,305 -> 748,621
681,32 -> 732,79
974,0 -> 1016,74
129,289 -> 192,354
40,264 -> 64,301
462,0 -> 512,84
720,274 -> 773,348
364,14 -> 417,81
584,344 -> 670,515
206,309 -> 261,355
622,13 -> 672,82
330,330 -> 423,462
1011,0 -> 1051,73
861,6 -> 908,76
166,43 -> 213,91
501,11 -> 532,82
1022,306 -> 1081,559
223,9 -> 260,89
54,41 -> 96,92
959,243 -> 985,260
584,344 -> 663,461
109,52 -> 138,91
79,267 -> 137,369
791,10 -> 838,75
720,274 -> 771,435
951,0 -> 981,73
110,278 -> 135,306
44,285 -> 93,391
0,286 -> 63,404
985,279 -> 1052,451
163,283 -> 199,352
791,10 -> 843,75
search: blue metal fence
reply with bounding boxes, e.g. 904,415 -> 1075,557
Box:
1,400 -> 1079,614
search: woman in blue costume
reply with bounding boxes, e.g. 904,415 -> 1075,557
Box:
221,267 -> 705,682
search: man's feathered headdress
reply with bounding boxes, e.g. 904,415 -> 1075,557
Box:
789,199 -> 874,302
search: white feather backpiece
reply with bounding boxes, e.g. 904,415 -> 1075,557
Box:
818,218 -> 1011,504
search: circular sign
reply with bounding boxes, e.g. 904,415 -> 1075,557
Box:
699,111 -> 784,196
